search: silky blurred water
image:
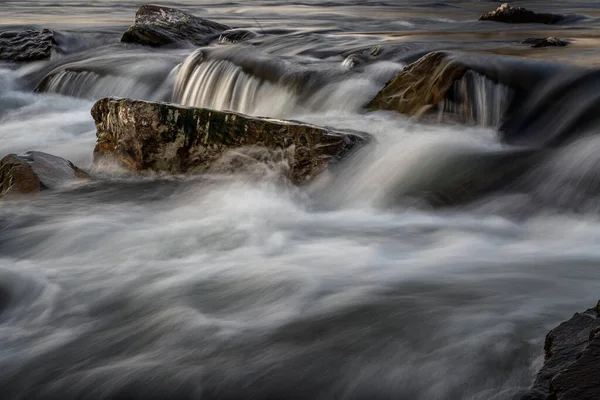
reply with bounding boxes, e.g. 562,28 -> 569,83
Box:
2,1 -> 600,399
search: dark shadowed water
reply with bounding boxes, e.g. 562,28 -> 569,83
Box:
2,1 -> 600,399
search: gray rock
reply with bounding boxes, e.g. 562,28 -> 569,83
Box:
0,151 -> 88,198
91,97 -> 370,184
479,3 -> 564,25
0,29 -> 57,62
521,301 -> 600,400
121,5 -> 230,47
522,37 -> 569,48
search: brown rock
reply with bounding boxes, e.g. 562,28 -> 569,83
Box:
0,151 -> 88,198
0,155 -> 41,198
367,52 -> 469,118
479,3 -> 563,25
91,97 -> 369,184
121,5 -> 230,47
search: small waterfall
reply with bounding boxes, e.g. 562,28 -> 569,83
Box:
441,71 -> 513,128
33,50 -> 183,101
172,49 -> 300,116
172,48 -> 401,117
38,70 -> 155,99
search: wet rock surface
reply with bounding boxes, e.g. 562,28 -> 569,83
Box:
121,5 -> 230,47
91,97 -> 369,184
479,3 -> 564,25
0,151 -> 88,198
0,29 -> 57,62
367,52 -> 468,117
521,302 -> 600,400
523,37 -> 569,48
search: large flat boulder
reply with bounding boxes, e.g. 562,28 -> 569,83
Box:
521,302 -> 600,400
0,29 -> 57,62
121,5 -> 230,47
0,151 -> 88,198
479,3 -> 564,25
91,98 -> 369,184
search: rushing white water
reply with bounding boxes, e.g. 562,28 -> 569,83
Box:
2,1 -> 600,398
175,57 -> 300,115
441,71 -> 513,128
172,48 -> 400,117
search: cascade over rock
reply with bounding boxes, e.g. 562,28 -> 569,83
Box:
121,5 -> 230,47
521,301 -> 600,400
368,52 -> 470,118
479,3 -> 564,25
0,151 -> 89,198
0,29 -> 58,62
91,98 -> 370,184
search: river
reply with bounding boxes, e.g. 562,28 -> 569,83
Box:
1,1 -> 600,399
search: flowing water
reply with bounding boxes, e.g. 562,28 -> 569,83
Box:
2,1 -> 600,399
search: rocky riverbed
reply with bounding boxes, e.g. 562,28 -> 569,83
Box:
1,2 -> 600,399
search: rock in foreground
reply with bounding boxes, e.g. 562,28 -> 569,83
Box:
0,151 -> 88,198
0,29 -> 57,62
91,98 -> 369,184
522,302 -> 600,400
121,5 -> 230,47
479,3 -> 563,25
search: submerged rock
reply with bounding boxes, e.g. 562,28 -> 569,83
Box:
121,5 -> 230,47
0,151 -> 88,198
522,37 -> 569,48
522,302 -> 600,400
479,3 -> 564,25
91,97 -> 369,184
0,29 -> 57,62
217,29 -> 260,44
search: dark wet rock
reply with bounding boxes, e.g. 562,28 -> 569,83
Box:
0,152 -> 88,198
521,301 -> 600,400
522,37 -> 569,48
91,98 -> 370,184
121,5 -> 230,47
367,50 -> 573,130
0,29 -> 57,62
342,45 -> 383,68
217,29 -> 260,44
368,52 -> 469,117
479,3 -> 564,25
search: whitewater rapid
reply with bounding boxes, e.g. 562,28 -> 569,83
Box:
2,1 -> 600,399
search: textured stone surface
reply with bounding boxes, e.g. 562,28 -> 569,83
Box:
521,302 -> 600,400
479,3 -> 563,25
121,5 -> 230,47
91,97 -> 369,184
523,37 -> 569,48
0,29 -> 57,62
0,151 -> 88,198
367,52 -> 468,117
